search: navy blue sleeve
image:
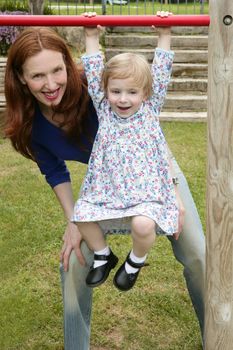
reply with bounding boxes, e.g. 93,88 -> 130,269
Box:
32,140 -> 71,188
31,100 -> 98,188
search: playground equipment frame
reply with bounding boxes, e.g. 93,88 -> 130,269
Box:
0,14 -> 210,27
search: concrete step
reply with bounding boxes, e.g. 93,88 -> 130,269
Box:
0,94 -> 6,112
160,111 -> 207,122
172,63 -> 208,78
105,34 -> 208,50
106,26 -> 209,35
164,94 -> 207,111
0,57 -> 7,64
0,58 -> 7,94
168,78 -> 207,93
174,50 -> 207,63
105,48 -> 207,63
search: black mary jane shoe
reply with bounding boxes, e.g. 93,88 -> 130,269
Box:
113,253 -> 145,292
86,250 -> 118,288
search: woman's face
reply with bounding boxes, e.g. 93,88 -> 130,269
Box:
21,49 -> 67,114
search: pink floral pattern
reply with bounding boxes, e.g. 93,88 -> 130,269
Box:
72,49 -> 178,235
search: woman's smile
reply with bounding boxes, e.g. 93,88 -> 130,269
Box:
43,88 -> 61,101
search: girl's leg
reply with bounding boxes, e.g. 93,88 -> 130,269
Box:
60,241 -> 93,350
114,216 -> 156,291
169,156 -> 205,340
77,222 -> 106,251
77,222 -> 118,288
131,215 -> 156,257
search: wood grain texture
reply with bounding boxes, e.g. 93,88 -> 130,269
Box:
205,0 -> 233,348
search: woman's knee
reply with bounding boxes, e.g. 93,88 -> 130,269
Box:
66,243 -> 93,272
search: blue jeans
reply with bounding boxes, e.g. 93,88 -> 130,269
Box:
168,157 -> 205,339
60,157 -> 205,350
60,243 -> 93,350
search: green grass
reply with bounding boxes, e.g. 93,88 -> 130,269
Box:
0,0 -> 209,15
46,1 -> 209,15
0,121 -> 206,350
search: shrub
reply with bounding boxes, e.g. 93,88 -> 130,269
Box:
0,11 -> 27,56
0,3 -> 53,56
0,0 -> 53,14
0,1 -> 28,12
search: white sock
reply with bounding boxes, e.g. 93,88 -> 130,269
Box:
93,246 -> 111,268
125,251 -> 147,274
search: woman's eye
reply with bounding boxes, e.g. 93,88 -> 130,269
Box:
54,67 -> 63,73
33,74 -> 43,79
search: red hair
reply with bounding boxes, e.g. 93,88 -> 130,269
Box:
4,27 -> 90,160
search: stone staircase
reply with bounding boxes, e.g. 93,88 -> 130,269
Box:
104,26 -> 208,121
0,57 -> 7,113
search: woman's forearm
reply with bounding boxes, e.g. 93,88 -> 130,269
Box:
54,182 -> 86,268
53,182 -> 75,220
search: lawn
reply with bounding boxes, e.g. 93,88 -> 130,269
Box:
0,121 -> 206,350
46,1 -> 209,15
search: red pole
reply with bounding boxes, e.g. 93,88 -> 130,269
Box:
0,14 -> 210,27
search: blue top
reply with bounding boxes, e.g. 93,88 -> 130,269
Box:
31,102 -> 99,188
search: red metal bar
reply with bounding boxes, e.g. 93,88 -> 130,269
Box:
0,14 -> 210,27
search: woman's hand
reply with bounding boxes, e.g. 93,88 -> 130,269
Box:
60,221 -> 86,271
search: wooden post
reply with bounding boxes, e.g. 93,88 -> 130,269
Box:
205,0 -> 233,348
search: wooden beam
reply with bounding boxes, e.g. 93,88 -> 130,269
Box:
205,0 -> 233,348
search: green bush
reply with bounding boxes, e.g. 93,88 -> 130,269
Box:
0,2 -> 53,56
0,1 -> 28,12
0,11 -> 27,56
0,0 -> 53,14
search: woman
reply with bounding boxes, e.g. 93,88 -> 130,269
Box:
4,26 -> 205,349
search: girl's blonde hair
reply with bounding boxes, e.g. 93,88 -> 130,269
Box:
102,53 -> 152,99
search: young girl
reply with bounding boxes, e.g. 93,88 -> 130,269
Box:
72,12 -> 183,291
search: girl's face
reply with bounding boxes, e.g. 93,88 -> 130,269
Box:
107,77 -> 145,118
21,49 -> 67,115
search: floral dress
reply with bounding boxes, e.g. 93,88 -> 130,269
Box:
72,48 -> 179,235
